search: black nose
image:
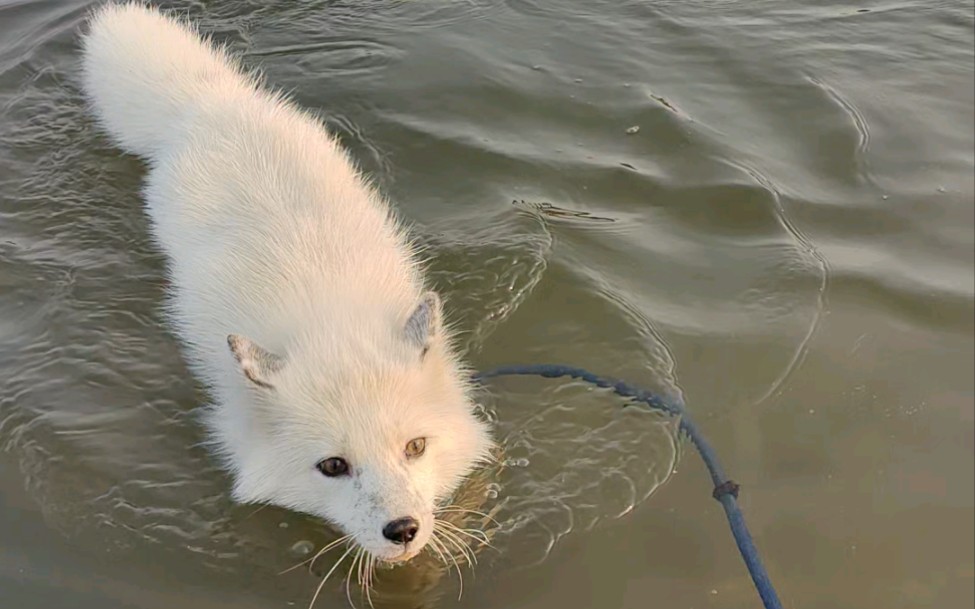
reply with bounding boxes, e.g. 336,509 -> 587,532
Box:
382,517 -> 419,545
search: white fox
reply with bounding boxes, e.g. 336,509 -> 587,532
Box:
80,3 -> 494,563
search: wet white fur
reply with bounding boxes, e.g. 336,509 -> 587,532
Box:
80,3 -> 493,562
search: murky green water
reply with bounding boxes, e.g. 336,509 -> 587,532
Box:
1,1 -> 972,608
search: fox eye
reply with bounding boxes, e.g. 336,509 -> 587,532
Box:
405,437 -> 426,458
316,457 -> 350,477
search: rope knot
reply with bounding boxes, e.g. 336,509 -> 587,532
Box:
713,480 -> 740,501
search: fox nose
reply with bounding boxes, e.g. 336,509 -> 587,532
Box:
382,517 -> 419,545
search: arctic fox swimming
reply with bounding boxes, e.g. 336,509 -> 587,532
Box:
80,3 -> 493,563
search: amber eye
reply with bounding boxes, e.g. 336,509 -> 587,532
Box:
316,457 -> 350,477
405,437 -> 426,458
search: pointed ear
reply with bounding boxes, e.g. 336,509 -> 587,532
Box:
227,334 -> 284,390
403,291 -> 441,354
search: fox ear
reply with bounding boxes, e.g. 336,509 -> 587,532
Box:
403,292 -> 441,355
227,334 -> 284,389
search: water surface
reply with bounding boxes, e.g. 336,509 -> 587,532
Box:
1,1 -> 972,608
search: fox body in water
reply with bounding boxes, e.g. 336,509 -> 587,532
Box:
80,3 -> 493,563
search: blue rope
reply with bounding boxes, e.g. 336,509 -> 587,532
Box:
473,364 -> 784,609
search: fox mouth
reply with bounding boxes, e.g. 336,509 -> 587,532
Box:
380,547 -> 420,564
289,506 -> 495,608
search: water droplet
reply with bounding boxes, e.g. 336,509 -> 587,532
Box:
290,540 -> 315,557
